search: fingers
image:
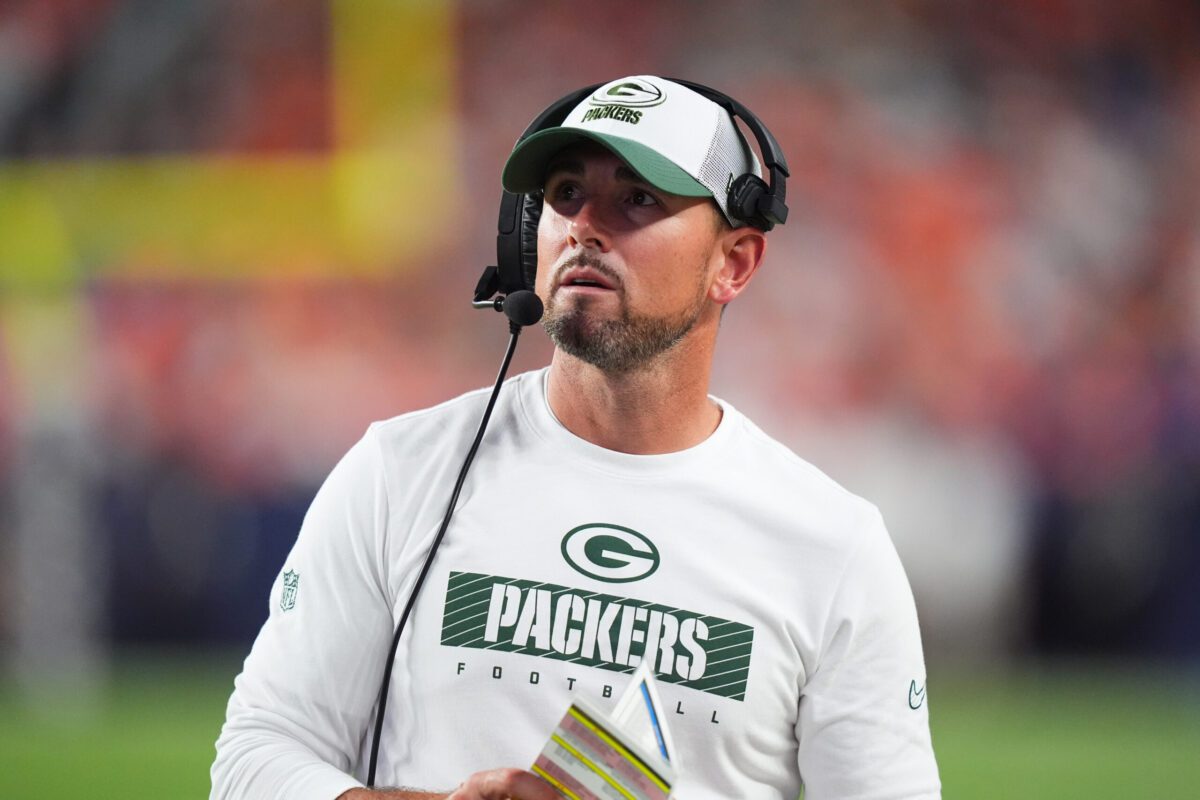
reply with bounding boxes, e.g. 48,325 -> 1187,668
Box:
449,767 -> 559,800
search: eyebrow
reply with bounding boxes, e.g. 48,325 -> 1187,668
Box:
544,159 -> 647,185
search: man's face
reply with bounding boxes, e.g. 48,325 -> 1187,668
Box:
535,142 -> 725,373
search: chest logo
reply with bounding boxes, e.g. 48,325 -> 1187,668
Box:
561,524 -> 660,583
441,571 -> 755,701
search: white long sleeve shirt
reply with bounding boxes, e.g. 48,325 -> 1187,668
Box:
212,368 -> 940,799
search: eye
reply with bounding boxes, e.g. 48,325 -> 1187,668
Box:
629,189 -> 659,207
547,180 -> 582,203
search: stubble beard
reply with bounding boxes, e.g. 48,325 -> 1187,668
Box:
542,259 -> 710,374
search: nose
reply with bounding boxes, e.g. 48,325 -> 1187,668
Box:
566,199 -> 611,253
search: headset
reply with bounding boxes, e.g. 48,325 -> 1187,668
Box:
366,78 -> 789,787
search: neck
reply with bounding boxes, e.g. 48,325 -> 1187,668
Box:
545,328 -> 721,455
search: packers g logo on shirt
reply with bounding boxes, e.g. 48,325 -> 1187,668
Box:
561,524 -> 660,583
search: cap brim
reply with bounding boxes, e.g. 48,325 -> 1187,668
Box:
502,128 -> 710,197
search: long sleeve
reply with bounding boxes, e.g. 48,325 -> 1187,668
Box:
795,507 -> 941,800
212,428 -> 396,800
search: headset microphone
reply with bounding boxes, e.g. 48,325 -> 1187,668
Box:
501,290 -> 544,328
472,288 -> 545,329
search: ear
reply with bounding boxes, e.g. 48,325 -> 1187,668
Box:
709,226 -> 767,305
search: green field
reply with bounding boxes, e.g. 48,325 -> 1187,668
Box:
1,653 -> 1198,798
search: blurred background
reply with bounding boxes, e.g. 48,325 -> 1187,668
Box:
1,0 -> 1199,796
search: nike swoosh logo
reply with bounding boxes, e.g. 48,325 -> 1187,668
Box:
908,680 -> 927,710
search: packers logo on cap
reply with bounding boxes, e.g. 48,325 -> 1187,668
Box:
589,79 -> 666,108
502,74 -> 756,216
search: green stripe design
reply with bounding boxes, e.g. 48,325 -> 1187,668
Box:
440,571 -> 753,700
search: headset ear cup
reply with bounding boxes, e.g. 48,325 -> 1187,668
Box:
519,193 -> 543,293
727,174 -> 771,231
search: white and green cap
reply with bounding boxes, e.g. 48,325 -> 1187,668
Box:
502,75 -> 760,225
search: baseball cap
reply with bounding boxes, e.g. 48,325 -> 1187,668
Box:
502,75 -> 760,225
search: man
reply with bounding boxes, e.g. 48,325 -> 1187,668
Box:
212,75 -> 941,800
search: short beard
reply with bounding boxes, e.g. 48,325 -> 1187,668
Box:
542,259 -> 709,374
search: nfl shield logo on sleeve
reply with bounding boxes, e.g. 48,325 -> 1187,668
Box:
280,570 -> 300,611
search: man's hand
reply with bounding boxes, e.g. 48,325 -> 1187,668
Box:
447,768 -> 559,799
337,768 -> 558,800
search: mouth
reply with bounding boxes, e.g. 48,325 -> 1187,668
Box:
557,265 -> 618,293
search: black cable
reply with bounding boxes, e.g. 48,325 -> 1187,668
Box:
366,321 -> 525,786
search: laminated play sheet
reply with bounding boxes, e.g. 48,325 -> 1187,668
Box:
532,663 -> 678,799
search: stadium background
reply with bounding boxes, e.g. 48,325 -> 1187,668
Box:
1,0 -> 1198,796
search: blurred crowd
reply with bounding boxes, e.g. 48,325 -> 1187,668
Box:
1,0 -> 1198,683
